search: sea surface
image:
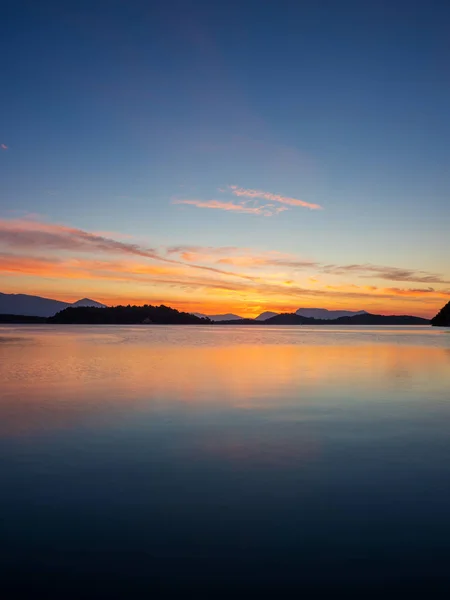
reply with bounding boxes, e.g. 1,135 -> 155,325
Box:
1,324 -> 450,595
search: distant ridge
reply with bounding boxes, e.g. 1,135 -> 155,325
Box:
192,312 -> 242,322
0,292 -> 69,317
0,292 -> 106,317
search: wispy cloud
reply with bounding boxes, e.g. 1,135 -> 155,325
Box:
166,244 -> 450,286
383,287 -> 440,296
0,218 -> 160,258
229,185 -> 322,210
0,218 -> 255,281
172,199 -> 287,216
1,144 -> 7,150
167,245 -> 242,259
167,245 -> 318,269
322,263 -> 450,285
171,184 -> 320,216
217,256 -> 318,269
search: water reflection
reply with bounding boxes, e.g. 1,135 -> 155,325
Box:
0,326 -> 449,436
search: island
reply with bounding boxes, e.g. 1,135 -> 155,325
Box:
48,305 -> 212,324
44,305 -> 431,326
431,301 -> 450,327
217,312 -> 430,325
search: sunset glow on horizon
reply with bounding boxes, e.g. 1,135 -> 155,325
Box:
0,214 -> 448,318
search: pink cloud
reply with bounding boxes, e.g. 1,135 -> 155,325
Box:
228,185 -> 322,210
172,199 -> 281,216
1,144 -> 7,150
0,217 -> 256,281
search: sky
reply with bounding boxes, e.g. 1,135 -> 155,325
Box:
1,0 -> 449,318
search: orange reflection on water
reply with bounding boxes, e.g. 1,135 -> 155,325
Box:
0,327 -> 449,436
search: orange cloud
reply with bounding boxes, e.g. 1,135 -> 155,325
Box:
229,185 -> 322,210
167,246 -> 318,269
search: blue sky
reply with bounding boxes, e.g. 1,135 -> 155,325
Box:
0,0 -> 449,316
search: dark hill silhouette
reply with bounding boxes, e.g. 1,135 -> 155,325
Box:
217,318 -> 259,325
255,311 -> 279,321
49,305 -> 211,324
267,312 -> 429,325
218,312 -> 429,325
328,313 -> 429,325
0,314 -> 47,323
263,313 -> 310,325
431,301 -> 450,326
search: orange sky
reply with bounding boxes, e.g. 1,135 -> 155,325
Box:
0,217 -> 449,318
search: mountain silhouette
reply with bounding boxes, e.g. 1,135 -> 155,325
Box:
71,298 -> 106,308
255,311 -> 279,321
0,292 -> 106,317
431,301 -> 450,326
192,312 -> 242,321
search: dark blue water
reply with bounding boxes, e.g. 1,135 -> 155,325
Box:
1,325 -> 450,595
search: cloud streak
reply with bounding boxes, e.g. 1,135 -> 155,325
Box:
172,199 -> 287,216
0,218 -> 160,258
167,246 -> 318,269
229,185 -> 322,210
322,263 -> 450,285
0,218 -> 256,281
216,256 -> 319,269
167,245 -> 450,285
172,184 -> 321,216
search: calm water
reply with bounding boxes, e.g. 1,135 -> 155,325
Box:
1,325 -> 450,595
